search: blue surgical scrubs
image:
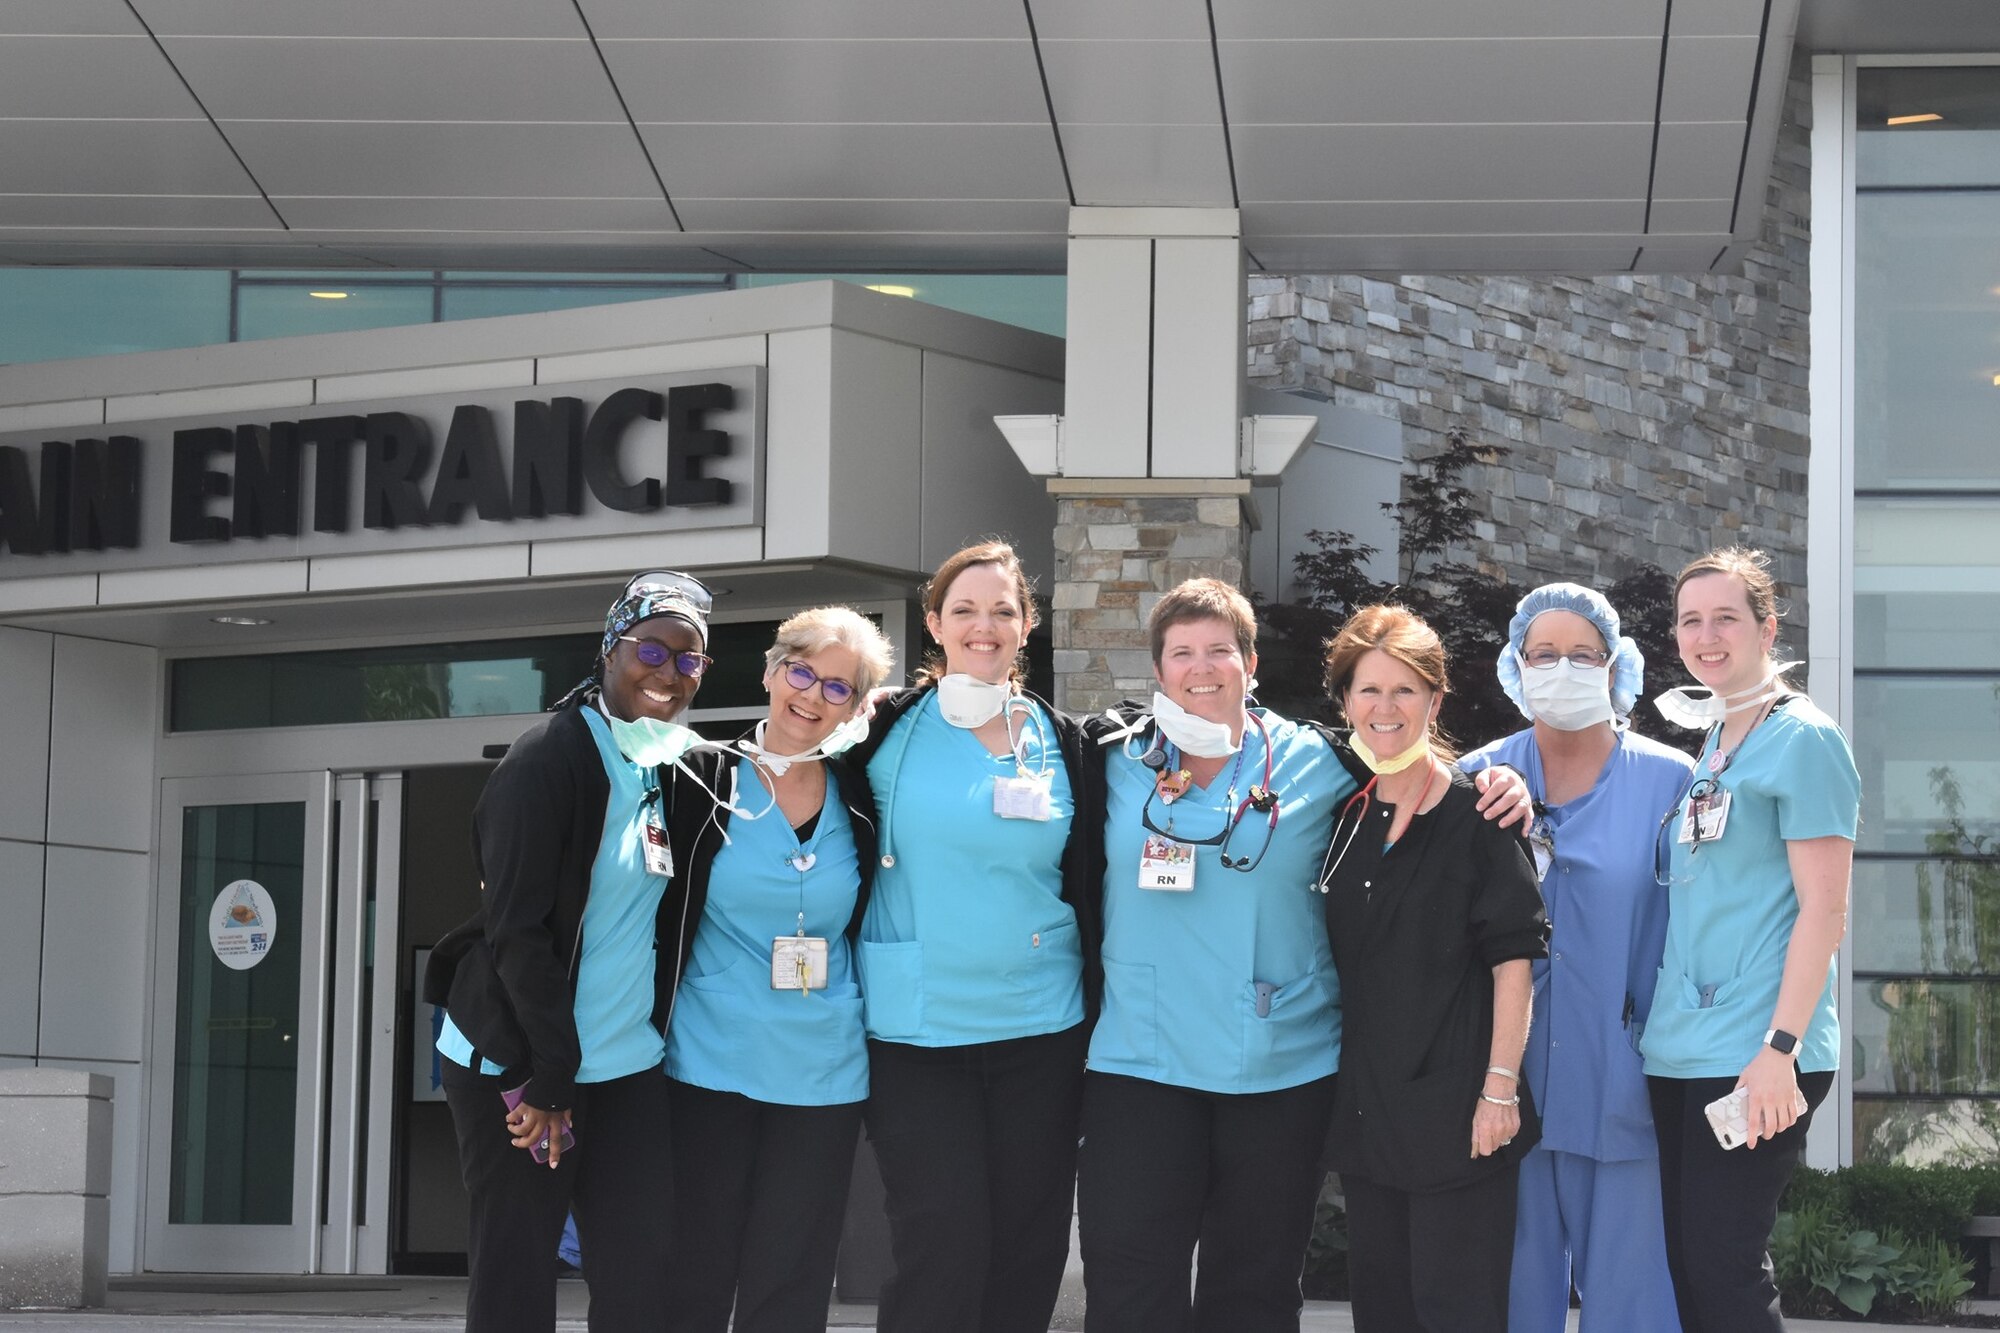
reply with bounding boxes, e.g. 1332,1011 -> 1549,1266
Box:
859,693 -> 1082,1045
1463,727 -> 1694,1333
1091,711 -> 1350,1092
665,756 -> 868,1105
437,705 -> 669,1081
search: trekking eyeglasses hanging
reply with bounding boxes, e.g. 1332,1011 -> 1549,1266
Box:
1138,710 -> 1279,873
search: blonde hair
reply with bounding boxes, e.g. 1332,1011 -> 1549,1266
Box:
764,606 -> 896,697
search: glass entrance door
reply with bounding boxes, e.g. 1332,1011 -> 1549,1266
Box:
144,772 -> 401,1273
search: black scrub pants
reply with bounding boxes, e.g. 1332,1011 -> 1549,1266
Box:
1077,1070 -> 1338,1333
442,1060 -> 673,1333
863,1022 -> 1089,1333
1647,1069 -> 1836,1332
662,1079 -> 865,1333
1341,1165 -> 1520,1332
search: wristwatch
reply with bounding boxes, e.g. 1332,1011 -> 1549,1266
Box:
1763,1028 -> 1800,1057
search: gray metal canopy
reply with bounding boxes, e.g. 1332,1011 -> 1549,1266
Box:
0,0 -> 1862,277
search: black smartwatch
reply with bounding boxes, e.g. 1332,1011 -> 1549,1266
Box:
1763,1027 -> 1800,1057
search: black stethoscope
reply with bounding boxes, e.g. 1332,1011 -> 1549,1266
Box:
1137,711 -> 1280,873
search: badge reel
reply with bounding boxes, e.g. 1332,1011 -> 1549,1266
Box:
1677,784 -> 1732,845
1139,766 -> 1197,892
772,907 -> 828,992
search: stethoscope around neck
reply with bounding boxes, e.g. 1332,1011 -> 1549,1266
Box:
1137,710 -> 1280,873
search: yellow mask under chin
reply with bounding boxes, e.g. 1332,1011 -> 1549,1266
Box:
1349,729 -> 1432,776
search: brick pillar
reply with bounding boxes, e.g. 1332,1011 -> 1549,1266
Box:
1048,479 -> 1250,714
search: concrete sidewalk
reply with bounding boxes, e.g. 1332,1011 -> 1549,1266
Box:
0,1276 -> 1996,1330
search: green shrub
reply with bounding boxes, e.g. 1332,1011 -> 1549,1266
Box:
1964,1163 -> 2000,1218
1839,1162 -> 1977,1247
1772,1206 -> 1975,1322
1781,1166 -> 1845,1220
1884,1233 -> 1978,1322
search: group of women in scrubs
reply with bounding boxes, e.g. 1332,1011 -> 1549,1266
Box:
431,534 -> 1857,1333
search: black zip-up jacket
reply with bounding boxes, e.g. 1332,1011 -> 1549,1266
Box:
843,683 -> 1108,1021
424,701 -> 698,1111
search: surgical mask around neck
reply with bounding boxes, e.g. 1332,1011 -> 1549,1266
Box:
1151,690 -> 1241,758
935,673 -> 1015,728
604,712 -> 709,768
1349,728 -> 1432,776
1517,650 -> 1617,732
1653,662 -> 1796,731
737,714 -> 871,776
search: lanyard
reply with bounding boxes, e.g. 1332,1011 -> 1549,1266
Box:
1139,711 -> 1281,872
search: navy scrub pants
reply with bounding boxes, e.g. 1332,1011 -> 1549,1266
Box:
863,1022 -> 1088,1333
442,1060 -> 673,1333
1647,1069 -> 1835,1332
1077,1070 -> 1338,1333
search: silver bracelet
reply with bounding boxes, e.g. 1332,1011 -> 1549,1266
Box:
1480,1092 -> 1520,1108
1486,1065 -> 1519,1082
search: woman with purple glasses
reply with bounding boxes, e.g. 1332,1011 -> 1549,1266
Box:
425,569 -> 714,1332
659,606 -> 897,1333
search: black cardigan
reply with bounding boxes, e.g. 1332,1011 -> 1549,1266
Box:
1320,766 -> 1551,1193
424,702 -> 698,1111
843,683 -> 1108,1020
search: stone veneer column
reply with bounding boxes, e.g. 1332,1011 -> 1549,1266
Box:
1047,478 -> 1251,714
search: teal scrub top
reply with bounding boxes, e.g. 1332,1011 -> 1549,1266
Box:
1639,695 -> 1860,1079
1090,710 -> 1352,1094
664,758 -> 868,1105
859,693 -> 1083,1046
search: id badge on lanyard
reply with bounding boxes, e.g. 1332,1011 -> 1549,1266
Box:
771,935 -> 829,990
1139,834 -> 1196,891
640,801 -> 674,878
994,771 -> 1053,821
1677,786 -> 1731,844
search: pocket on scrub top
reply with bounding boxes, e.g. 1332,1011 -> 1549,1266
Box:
1241,971 -> 1337,1079
857,939 -> 926,1040
1097,955 -> 1158,1066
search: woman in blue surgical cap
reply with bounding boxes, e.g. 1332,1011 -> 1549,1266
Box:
1459,582 -> 1694,1333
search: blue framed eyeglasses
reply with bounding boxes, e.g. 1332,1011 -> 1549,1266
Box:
618,635 -> 713,678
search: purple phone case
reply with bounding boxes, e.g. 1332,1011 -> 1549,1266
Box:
501,1083 -> 576,1163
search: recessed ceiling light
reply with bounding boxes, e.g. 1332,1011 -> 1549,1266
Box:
866,284 -> 917,298
1887,113 -> 1943,126
308,291 -> 350,300
211,615 -> 272,627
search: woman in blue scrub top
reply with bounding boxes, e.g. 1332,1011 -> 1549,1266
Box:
842,540 -> 1105,1333
661,606 -> 895,1333
1640,548 -> 1858,1333
1080,580 -> 1535,1333
1460,582 -> 1693,1333
424,570 -> 714,1333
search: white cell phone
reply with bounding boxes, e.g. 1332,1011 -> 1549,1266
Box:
1704,1085 -> 1810,1150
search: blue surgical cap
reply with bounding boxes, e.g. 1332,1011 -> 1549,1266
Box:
1495,581 -> 1646,720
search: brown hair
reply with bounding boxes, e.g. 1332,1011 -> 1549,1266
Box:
916,539 -> 1038,687
1149,577 -> 1256,664
1675,546 -> 1782,626
1323,603 -> 1457,761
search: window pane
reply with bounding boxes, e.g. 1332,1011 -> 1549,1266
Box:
1853,858 -> 2000,974
1857,66 -> 2000,188
1854,1095 -> 2000,1165
442,285 -> 695,322
736,273 -> 1066,337
236,284 -> 435,341
1854,191 -> 2000,488
170,636 -> 599,730
0,269 -> 230,364
1851,676 -> 2000,853
1851,977 -> 2000,1095
1854,587 -> 2000,671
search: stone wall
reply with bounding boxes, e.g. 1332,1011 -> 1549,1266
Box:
1247,54 -> 1815,635
1049,484 -> 1250,715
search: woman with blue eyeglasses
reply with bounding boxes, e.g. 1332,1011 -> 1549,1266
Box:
660,606 -> 896,1333
1640,548 -> 1858,1333
1458,583 -> 1693,1333
1077,581 -> 1534,1333
425,570 -> 714,1333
